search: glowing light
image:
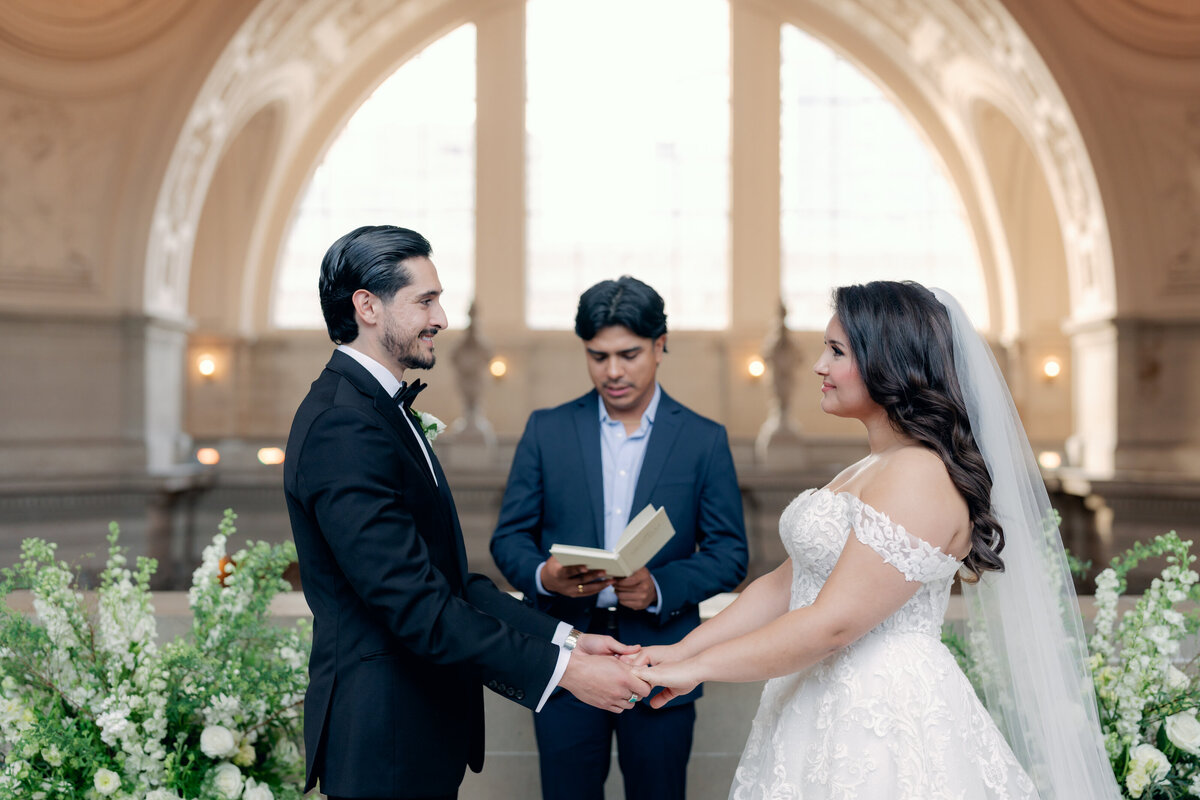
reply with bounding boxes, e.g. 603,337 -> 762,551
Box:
197,355 -> 217,377
257,447 -> 285,465
489,358 -> 508,378
1042,357 -> 1062,379
747,358 -> 766,378
1037,451 -> 1062,470
196,447 -> 220,465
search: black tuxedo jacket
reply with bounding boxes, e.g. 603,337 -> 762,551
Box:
284,351 -> 561,798
489,389 -> 748,703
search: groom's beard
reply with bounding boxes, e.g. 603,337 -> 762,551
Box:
383,325 -> 437,371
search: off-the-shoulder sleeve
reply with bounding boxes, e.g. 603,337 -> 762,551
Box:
850,501 -> 961,583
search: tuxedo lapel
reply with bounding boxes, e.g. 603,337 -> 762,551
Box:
326,351 -> 439,495
572,393 -> 606,547
631,391 -> 683,513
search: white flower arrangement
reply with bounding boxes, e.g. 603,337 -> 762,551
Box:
1085,531 -> 1200,798
0,509 -> 310,800
412,409 -> 446,444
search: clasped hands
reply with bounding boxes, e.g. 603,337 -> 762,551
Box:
541,556 -> 657,610
558,634 -> 698,713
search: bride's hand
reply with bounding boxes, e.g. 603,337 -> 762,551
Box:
620,643 -> 679,668
632,661 -> 702,709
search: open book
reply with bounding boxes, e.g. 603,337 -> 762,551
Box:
549,504 -> 675,578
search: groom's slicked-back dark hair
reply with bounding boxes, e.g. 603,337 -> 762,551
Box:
574,275 -> 668,346
319,225 -> 432,344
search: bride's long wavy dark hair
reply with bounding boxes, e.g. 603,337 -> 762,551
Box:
834,280 -> 1004,581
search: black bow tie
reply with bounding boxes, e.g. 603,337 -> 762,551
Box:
392,378 -> 427,410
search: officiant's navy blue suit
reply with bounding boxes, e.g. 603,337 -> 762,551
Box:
490,388 -> 747,800
285,350 -> 563,799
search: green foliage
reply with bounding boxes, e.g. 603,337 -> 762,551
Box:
0,509 -> 309,800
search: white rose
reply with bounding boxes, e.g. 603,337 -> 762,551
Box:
1167,711 -> 1200,755
93,768 -> 121,796
272,739 -> 301,768
212,762 -> 244,799
1126,743 -> 1170,798
200,725 -> 240,759
1167,665 -> 1192,692
243,777 -> 274,800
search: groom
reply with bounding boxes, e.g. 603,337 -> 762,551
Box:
284,225 -> 649,800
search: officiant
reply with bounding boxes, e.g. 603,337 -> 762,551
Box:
490,276 -> 748,800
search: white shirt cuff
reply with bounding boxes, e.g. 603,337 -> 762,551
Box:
536,621 -> 576,712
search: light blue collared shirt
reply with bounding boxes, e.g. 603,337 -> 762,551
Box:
596,384 -> 663,611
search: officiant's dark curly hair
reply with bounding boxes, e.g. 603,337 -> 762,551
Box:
834,280 -> 1005,582
319,225 -> 432,344
575,276 -> 668,348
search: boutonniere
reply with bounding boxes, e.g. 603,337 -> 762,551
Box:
411,408 -> 446,443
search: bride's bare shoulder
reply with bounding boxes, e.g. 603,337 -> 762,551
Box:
858,447 -> 967,547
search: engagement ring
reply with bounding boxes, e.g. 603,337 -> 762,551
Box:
628,693 -> 639,704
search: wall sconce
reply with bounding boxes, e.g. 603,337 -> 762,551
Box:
197,354 -> 217,378
747,358 -> 766,379
196,447 -> 220,466
489,357 -> 508,378
257,447 -> 285,465
1041,356 -> 1062,380
1037,451 -> 1062,470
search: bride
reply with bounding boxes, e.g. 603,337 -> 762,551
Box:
630,281 -> 1119,799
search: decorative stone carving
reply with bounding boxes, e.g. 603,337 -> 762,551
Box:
145,0 -> 1113,333
447,300 -> 496,452
756,300 -> 805,469
0,0 -> 191,60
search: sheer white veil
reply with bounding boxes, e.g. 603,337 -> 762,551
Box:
931,288 -> 1119,799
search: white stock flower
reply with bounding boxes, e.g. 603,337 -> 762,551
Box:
41,745 -> 62,767
212,762 -> 244,799
146,790 -> 183,800
242,777 -> 274,800
200,725 -> 240,759
1166,711 -> 1200,755
93,768 -> 121,796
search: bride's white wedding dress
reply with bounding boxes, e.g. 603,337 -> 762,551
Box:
731,488 -> 1038,800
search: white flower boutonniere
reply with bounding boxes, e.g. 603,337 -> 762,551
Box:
412,409 -> 446,444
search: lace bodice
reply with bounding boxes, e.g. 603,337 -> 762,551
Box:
781,487 -> 962,639
730,488 -> 1038,799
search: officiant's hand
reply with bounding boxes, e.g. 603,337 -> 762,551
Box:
542,556 -> 613,597
559,650 -> 652,714
631,661 -> 701,709
614,567 -> 657,610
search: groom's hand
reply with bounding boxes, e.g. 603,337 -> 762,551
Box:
542,556 -> 613,597
613,567 -> 656,610
559,651 -> 651,714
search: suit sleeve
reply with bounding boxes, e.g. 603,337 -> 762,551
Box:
298,406 -> 558,708
648,425 -> 748,621
489,413 -> 551,599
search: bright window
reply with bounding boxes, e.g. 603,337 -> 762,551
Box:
524,0 -> 730,329
272,24 -> 476,330
780,25 -> 987,330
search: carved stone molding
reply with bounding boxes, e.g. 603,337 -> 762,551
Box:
0,0 -> 191,60
145,0 -> 1114,330
823,0 -> 1115,321
1067,0 -> 1200,58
